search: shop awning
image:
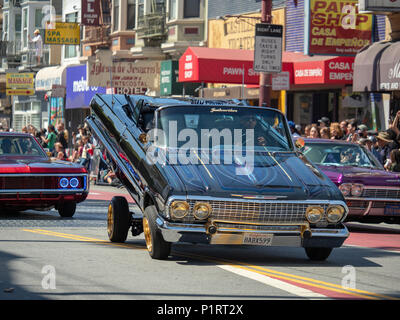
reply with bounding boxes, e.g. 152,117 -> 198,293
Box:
353,41 -> 400,92
35,65 -> 68,91
178,47 -> 354,87
178,47 -> 294,85
292,55 -> 355,85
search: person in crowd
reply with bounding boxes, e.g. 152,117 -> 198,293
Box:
329,122 -> 344,140
358,124 -> 369,139
304,124 -> 312,138
345,119 -> 358,141
340,120 -> 348,137
320,127 -> 330,139
376,131 -> 394,166
41,125 -> 57,152
308,125 -> 320,138
318,117 -> 330,128
68,143 -> 81,162
288,121 -> 300,137
52,142 -> 67,161
79,135 -> 93,168
56,122 -> 68,150
387,149 -> 400,172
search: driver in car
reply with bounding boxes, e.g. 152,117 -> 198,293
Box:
239,115 -> 267,147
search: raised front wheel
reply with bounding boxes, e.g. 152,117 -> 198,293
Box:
107,196 -> 130,243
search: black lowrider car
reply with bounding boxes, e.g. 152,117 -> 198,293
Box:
86,94 -> 349,261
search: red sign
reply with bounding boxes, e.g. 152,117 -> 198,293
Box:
293,56 -> 354,85
309,0 -> 373,56
81,0 -> 101,26
179,47 -> 260,84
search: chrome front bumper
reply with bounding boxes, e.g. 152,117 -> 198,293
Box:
156,215 -> 349,248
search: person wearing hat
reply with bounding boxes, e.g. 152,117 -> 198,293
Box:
357,124 -> 368,139
318,117 -> 330,128
28,29 -> 43,65
288,121 -> 300,137
376,131 -> 394,166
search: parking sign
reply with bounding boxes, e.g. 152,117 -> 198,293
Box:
253,23 -> 283,73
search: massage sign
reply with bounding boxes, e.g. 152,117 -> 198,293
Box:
308,0 -> 373,56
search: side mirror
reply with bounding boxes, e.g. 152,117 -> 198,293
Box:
295,138 -> 305,151
139,133 -> 149,144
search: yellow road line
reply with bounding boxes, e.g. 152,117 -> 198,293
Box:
22,228 -> 146,250
22,228 -> 398,300
174,252 -> 399,301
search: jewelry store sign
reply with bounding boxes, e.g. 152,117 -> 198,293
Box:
253,23 -> 283,73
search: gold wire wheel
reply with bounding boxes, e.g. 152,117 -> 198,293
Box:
142,217 -> 153,253
107,204 -> 113,237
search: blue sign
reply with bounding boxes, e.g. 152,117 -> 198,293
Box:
66,65 -> 106,109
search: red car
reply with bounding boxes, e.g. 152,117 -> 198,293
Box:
0,132 -> 89,217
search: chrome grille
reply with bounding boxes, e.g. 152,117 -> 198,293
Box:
186,200 -> 328,224
362,188 -> 400,199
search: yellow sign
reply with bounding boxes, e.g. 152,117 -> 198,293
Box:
44,22 -> 80,45
6,89 -> 35,96
6,73 -> 34,89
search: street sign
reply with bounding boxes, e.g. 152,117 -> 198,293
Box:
253,23 -> 283,73
272,71 -> 290,90
6,89 -> 35,96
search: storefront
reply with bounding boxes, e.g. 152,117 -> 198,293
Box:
34,65 -> 68,130
287,54 -> 358,127
353,40 -> 400,128
65,64 -> 106,141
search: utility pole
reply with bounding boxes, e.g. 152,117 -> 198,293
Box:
259,0 -> 272,107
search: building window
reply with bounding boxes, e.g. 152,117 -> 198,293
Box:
3,13 -> 8,41
22,8 -> 28,48
152,0 -> 165,14
138,0 -> 144,27
15,13 -> 21,50
64,12 -> 78,59
184,0 -> 200,18
168,0 -> 176,20
113,0 -> 119,31
127,0 -> 136,29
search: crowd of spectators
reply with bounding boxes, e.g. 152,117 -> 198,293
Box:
288,112 -> 400,172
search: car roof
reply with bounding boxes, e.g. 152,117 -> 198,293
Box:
0,132 -> 32,137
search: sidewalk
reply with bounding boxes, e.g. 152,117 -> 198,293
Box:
87,181 -> 135,203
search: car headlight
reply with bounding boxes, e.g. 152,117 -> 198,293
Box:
339,183 -> 352,196
193,202 -> 212,220
170,201 -> 189,219
326,205 -> 345,223
351,184 -> 364,197
305,206 -> 324,224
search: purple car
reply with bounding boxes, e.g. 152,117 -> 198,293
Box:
300,138 -> 400,224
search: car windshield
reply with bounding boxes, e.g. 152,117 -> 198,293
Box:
155,106 -> 293,152
0,136 -> 47,157
302,142 -> 382,169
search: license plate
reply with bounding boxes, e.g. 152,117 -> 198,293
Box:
384,204 -> 400,216
243,233 -> 273,246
